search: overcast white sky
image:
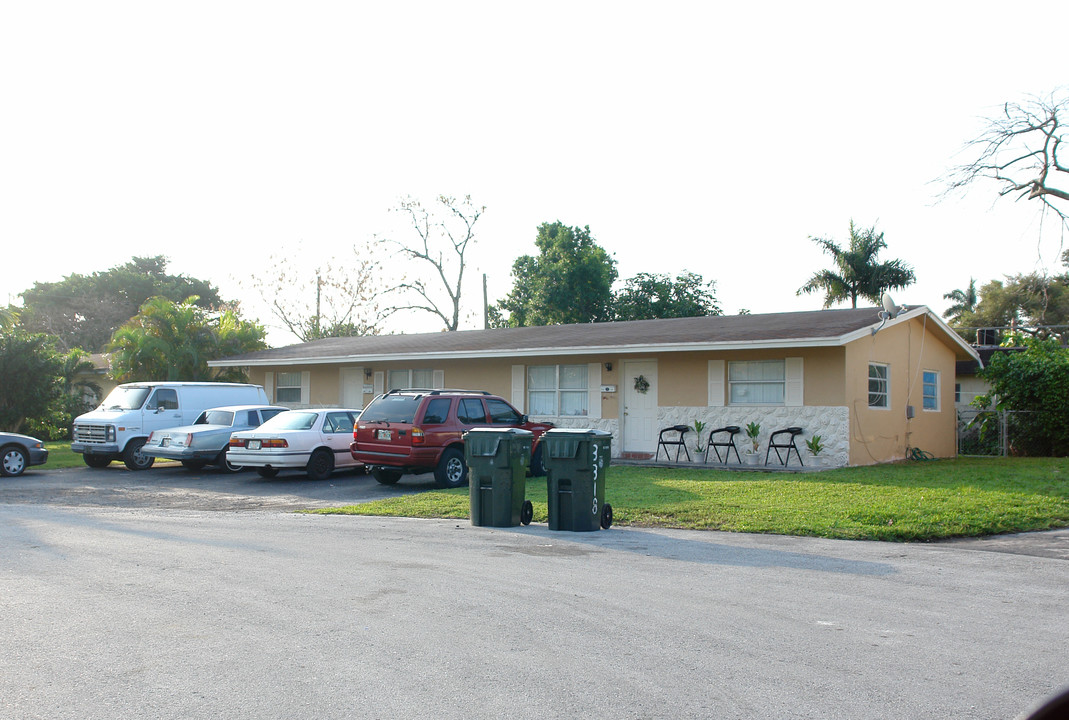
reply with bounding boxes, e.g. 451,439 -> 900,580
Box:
2,1 -> 1067,346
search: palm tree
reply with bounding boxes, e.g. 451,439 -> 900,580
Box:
797,220 -> 916,308
0,305 -> 19,332
942,278 -> 979,325
108,296 -> 266,382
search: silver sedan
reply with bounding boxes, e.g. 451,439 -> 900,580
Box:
144,405 -> 289,472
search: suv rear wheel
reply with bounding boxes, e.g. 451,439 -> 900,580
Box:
435,447 -> 468,488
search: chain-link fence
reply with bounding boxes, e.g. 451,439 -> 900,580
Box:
957,409 -> 1036,457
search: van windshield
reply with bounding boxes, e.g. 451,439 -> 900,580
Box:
360,395 -> 421,423
99,386 -> 151,411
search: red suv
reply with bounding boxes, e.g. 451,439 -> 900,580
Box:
351,389 -> 553,488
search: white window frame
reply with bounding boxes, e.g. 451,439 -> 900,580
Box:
276,371 -> 303,404
868,363 -> 890,409
728,360 -> 786,406
922,370 -> 940,411
387,368 -> 435,391
274,370 -> 310,407
527,364 -> 589,417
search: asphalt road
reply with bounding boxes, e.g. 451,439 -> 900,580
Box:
2,465 -> 1068,719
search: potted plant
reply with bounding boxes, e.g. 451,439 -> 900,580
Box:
691,420 -> 707,462
805,434 -> 826,468
744,421 -> 761,465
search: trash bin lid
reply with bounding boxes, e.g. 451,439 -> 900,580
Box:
542,428 -> 612,438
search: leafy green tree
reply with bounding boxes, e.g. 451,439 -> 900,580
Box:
496,222 -> 618,326
613,272 -> 722,321
956,263 -> 1069,343
942,278 -> 979,325
0,330 -> 64,432
975,336 -> 1069,456
19,256 -> 223,352
0,306 -> 18,331
108,296 -> 267,382
797,220 -> 916,308
23,348 -> 101,440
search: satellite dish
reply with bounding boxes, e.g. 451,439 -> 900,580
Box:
882,293 -> 898,319
872,293 -> 901,336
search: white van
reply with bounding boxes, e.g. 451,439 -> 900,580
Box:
71,382 -> 270,470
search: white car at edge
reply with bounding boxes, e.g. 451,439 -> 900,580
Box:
227,408 -> 362,480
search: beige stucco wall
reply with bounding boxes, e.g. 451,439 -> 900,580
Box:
955,375 -> 988,410
247,316 -> 966,466
258,348 -> 848,411
844,316 -> 958,465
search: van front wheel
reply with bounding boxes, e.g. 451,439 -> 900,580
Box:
122,439 -> 154,471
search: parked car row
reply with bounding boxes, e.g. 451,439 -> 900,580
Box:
144,405 -> 289,472
5,383 -> 549,484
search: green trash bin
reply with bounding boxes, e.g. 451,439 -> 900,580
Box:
464,428 -> 534,527
541,428 -> 613,532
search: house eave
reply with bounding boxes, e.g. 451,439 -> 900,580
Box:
209,336 -> 858,368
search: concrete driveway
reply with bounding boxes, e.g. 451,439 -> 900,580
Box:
2,465 -> 1067,719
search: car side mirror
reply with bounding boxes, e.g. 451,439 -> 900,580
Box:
521,414 -> 528,424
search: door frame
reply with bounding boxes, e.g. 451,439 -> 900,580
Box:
621,359 -> 658,455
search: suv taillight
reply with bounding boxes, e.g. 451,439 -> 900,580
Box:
411,427 -> 425,444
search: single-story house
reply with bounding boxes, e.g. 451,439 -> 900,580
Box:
75,353 -> 118,406
209,306 -> 981,467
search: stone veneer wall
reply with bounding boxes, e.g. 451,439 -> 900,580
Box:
658,406 -> 849,467
532,407 -> 848,466
531,417 -> 621,453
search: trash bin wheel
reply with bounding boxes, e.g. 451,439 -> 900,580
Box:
520,499 -> 533,526
600,503 -> 613,529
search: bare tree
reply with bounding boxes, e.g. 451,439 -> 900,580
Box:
378,195 -> 484,331
943,91 -> 1068,226
247,241 -> 383,343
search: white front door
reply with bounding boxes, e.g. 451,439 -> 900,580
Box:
341,367 -> 364,408
622,360 -> 657,455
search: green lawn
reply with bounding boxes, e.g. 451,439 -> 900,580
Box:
312,458 -> 1069,542
44,441 -> 87,469
42,442 -> 181,469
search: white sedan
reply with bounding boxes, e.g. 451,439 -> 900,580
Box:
227,408 -> 362,480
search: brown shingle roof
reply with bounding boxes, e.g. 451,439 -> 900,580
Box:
212,307 -> 925,366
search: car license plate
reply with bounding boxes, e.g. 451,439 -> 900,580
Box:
247,439 -> 262,450
376,429 -> 392,441
161,437 -> 171,447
